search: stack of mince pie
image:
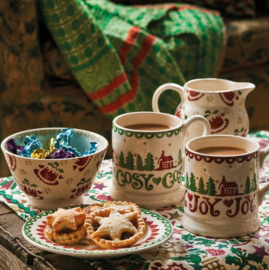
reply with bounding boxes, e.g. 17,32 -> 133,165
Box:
45,201 -> 146,249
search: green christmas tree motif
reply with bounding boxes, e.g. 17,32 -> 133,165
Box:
119,151 -> 125,168
189,172 -> 197,192
244,176 -> 251,194
178,149 -> 182,166
185,172 -> 189,189
126,151 -> 134,170
198,177 -> 207,195
251,173 -> 257,192
207,177 -> 217,196
144,153 -> 155,171
136,154 -> 144,171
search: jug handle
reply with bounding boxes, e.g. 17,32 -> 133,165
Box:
152,83 -> 184,113
257,145 -> 269,206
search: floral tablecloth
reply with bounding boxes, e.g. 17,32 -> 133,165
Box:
1,131 -> 269,270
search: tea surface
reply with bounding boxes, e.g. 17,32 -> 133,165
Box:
124,123 -> 172,131
196,146 -> 249,156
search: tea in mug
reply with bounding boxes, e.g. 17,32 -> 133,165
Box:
196,146 -> 249,156
124,123 -> 172,131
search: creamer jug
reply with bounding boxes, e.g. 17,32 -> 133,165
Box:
152,78 -> 255,143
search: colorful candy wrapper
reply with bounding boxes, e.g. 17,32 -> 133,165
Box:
55,128 -> 73,148
55,128 -> 81,157
49,138 -> 56,153
6,138 -> 24,155
59,144 -> 81,157
82,142 -> 98,155
46,149 -> 75,159
20,135 -> 43,157
30,149 -> 49,159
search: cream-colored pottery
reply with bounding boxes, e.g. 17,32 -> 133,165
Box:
1,128 -> 108,209
182,135 -> 269,238
152,78 -> 255,143
110,112 -> 210,209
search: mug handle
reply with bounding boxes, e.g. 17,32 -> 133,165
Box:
257,145 -> 269,205
152,83 -> 185,112
180,115 -> 211,169
183,115 -> 211,137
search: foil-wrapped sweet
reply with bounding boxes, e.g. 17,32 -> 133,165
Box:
6,128 -> 98,159
46,148 -> 75,159
6,138 -> 24,155
31,149 -> 50,159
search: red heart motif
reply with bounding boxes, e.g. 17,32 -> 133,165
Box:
97,194 -> 113,201
224,199 -> 233,207
39,165 -> 44,169
187,193 -> 193,202
206,249 -> 225,256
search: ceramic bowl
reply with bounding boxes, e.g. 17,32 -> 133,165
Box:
1,128 -> 108,209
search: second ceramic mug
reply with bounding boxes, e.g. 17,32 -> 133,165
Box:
110,112 -> 211,209
183,135 -> 269,238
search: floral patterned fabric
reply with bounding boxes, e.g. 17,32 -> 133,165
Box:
1,132 -> 269,269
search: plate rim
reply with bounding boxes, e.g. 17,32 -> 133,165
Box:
22,206 -> 173,258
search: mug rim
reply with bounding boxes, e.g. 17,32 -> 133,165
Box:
185,78 -> 253,93
113,111 -> 183,133
186,134 -> 260,157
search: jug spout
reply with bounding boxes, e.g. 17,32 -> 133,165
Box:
234,82 -> 255,94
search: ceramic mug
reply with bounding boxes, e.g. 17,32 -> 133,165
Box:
110,112 -> 211,209
182,135 -> 269,238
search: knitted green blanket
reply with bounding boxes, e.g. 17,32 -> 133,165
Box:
39,0 -> 224,119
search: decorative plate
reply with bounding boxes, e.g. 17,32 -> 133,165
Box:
22,207 -> 173,258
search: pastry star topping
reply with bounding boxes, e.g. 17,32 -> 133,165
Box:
84,207 -> 146,249
46,207 -> 86,232
93,210 -> 138,240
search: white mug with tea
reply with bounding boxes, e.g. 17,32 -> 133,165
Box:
183,135 -> 269,238
110,112 -> 211,209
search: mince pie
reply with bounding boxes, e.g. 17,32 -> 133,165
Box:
84,208 -> 146,249
45,207 -> 87,245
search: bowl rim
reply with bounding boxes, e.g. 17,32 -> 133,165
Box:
1,127 -> 109,160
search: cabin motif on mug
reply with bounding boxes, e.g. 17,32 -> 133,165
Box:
114,149 -> 182,172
